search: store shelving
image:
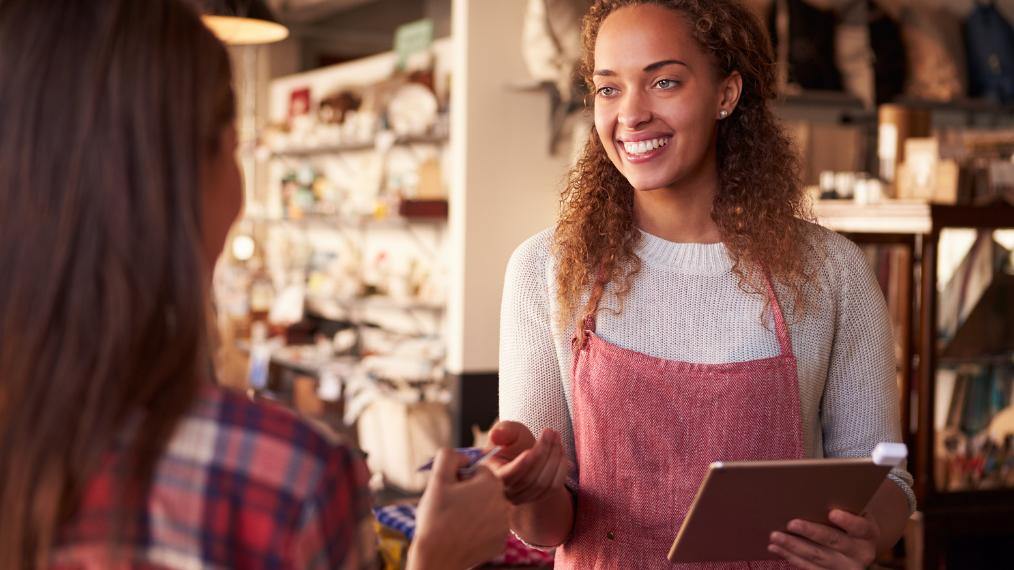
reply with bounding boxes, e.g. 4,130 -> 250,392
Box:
778,91 -> 1014,128
814,199 -> 932,234
270,134 -> 449,158
305,293 -> 444,313
246,214 -> 445,228
815,198 -> 1014,570
257,38 -> 452,344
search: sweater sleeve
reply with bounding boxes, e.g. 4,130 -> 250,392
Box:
819,234 -> 917,514
499,230 -> 579,486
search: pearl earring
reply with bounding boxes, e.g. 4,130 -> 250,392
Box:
719,109 -> 729,119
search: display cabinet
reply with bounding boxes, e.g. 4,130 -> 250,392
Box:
815,200 -> 1014,570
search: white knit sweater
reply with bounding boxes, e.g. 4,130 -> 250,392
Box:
499,224 -> 916,512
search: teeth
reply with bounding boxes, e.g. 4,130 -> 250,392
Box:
623,137 -> 669,155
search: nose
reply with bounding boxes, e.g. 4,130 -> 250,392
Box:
617,90 -> 651,129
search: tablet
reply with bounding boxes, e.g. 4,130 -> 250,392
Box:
667,443 -> 906,564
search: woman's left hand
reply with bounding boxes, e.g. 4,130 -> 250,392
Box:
767,509 -> 879,570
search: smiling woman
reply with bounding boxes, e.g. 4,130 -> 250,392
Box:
560,0 -> 810,331
591,7 -> 741,208
495,1 -> 915,569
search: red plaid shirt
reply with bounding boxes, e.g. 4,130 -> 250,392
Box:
50,384 -> 377,570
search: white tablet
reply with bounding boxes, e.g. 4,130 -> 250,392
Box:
667,443 -> 906,564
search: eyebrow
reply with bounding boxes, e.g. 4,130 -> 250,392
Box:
644,59 -> 687,72
593,59 -> 689,77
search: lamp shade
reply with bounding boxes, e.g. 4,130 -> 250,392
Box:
200,0 -> 289,45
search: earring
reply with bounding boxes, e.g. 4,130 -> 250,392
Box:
719,109 -> 729,119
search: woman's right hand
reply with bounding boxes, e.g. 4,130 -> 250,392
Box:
409,448 -> 511,570
487,421 -> 569,505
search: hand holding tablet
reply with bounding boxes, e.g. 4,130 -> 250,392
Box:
668,443 -> 907,563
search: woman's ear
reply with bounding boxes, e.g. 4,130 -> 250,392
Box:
718,70 -> 743,117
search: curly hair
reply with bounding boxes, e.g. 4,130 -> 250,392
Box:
552,0 -> 817,342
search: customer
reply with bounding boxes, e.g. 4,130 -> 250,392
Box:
495,0 -> 914,568
0,0 -> 508,568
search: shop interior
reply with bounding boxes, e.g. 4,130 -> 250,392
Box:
206,0 -> 1014,568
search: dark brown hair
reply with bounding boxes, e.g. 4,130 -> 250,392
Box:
0,0 -> 234,566
553,0 -> 815,338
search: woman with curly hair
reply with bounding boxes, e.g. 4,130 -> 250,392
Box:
491,0 -> 915,568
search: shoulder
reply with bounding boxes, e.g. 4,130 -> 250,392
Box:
507,227 -> 555,270
169,384 -> 366,503
794,222 -> 889,330
505,227 -> 556,288
799,221 -> 873,286
800,221 -> 864,264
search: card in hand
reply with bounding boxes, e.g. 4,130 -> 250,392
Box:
415,446 -> 501,473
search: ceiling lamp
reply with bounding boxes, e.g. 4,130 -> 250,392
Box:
201,0 -> 290,45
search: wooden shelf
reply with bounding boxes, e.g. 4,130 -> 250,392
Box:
891,96 -> 1014,116
270,134 -> 449,157
775,91 -> 873,125
814,200 -> 932,234
305,293 -> 444,312
245,215 -> 446,228
782,91 -> 867,109
814,200 -> 1014,235
928,202 -> 1014,232
776,91 -> 1014,129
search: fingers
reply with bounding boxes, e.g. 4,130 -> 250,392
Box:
551,446 -> 569,489
411,460 -> 511,570
767,538 -> 827,570
785,519 -> 846,552
489,421 -> 526,446
496,428 -> 554,485
769,531 -> 838,570
466,463 -> 504,491
829,510 -> 878,541
507,435 -> 561,503
498,429 -> 567,505
769,515 -> 877,570
489,421 -> 536,459
430,448 -> 469,484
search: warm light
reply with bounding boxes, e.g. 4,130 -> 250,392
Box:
232,235 -> 256,260
994,229 -> 1014,251
202,15 -> 288,45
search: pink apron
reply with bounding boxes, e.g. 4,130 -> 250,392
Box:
556,277 -> 803,569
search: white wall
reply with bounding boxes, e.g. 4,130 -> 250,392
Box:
446,0 -> 572,373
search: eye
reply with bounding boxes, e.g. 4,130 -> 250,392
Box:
596,86 -> 617,97
656,79 -> 679,89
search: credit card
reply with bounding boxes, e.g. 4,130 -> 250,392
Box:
415,446 -> 501,473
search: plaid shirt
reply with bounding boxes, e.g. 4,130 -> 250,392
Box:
51,384 -> 377,570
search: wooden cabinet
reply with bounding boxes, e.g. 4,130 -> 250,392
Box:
815,200 -> 1014,570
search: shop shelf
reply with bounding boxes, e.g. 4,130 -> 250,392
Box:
305,293 -> 445,313
270,134 -> 449,157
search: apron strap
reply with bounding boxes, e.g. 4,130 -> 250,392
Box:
763,270 -> 793,357
572,268 -> 608,354
582,267 -> 610,334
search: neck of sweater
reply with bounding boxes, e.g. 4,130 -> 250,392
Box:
635,230 -> 733,274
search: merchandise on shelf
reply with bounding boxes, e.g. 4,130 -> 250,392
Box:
935,362 -> 1014,492
212,41 -> 457,496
